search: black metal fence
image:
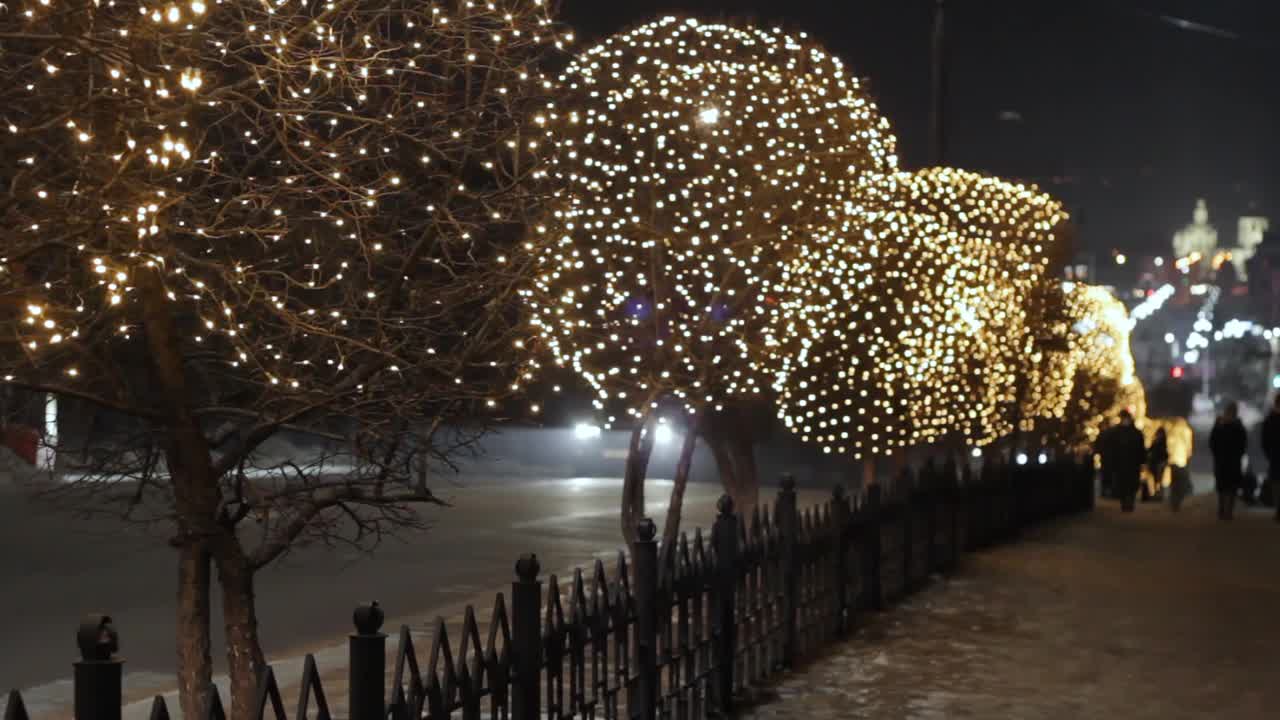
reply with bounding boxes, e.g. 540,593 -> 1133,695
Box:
4,457 -> 1094,720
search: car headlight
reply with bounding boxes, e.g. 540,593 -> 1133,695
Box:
654,424 -> 674,445
573,422 -> 602,441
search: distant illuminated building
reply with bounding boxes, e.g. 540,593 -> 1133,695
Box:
1234,216 -> 1270,279
1172,199 -> 1218,263
1169,199 -> 1268,285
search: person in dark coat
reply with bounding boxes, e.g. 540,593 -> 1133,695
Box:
1147,428 -> 1169,502
1095,423 -> 1118,499
1209,402 -> 1248,521
1261,394 -> 1280,521
1109,410 -> 1146,513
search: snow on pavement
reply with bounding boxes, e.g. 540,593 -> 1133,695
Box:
742,494 -> 1280,719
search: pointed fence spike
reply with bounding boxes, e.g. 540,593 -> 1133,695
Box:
253,665 -> 288,720
427,616 -> 457,685
4,690 -> 31,720
592,559 -> 613,616
614,553 -> 630,594
458,606 -> 485,688
204,685 -> 227,720
387,684 -> 409,720
147,696 -> 171,720
486,592 -> 512,664
296,654 -> 332,720
424,618 -> 455,718
545,575 -> 566,629
391,625 -> 424,714
571,568 -> 589,620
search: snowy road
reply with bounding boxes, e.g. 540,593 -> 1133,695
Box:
0,476 -> 823,718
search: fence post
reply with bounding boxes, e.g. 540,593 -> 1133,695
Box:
349,603 -> 386,720
776,475 -> 799,667
831,485 -> 852,637
862,483 -> 883,611
1005,459 -> 1019,541
923,462 -> 938,576
74,615 -> 122,720
944,455 -> 960,572
977,454 -> 994,549
633,519 -> 659,720
511,554 -> 542,720
1084,455 -> 1096,513
901,468 -> 914,594
710,495 -> 739,715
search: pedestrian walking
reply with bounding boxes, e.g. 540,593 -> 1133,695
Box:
1169,464 -> 1192,512
1261,394 -> 1280,521
1095,423 -> 1118,499
1109,410 -> 1146,513
1209,402 -> 1248,521
1147,428 -> 1169,502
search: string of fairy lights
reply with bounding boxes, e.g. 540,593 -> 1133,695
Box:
525,17 -> 899,430
526,16 -> 1140,458
4,5 -> 1145,463
3,1 -> 569,423
1057,283 -> 1146,444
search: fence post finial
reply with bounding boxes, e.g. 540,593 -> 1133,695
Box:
832,484 -> 852,636
711,495 -> 740,714
633,520 -> 659,720
511,554 -> 542,720
863,483 -> 884,611
349,602 -> 386,720
777,476 -> 799,666
75,615 -> 122,720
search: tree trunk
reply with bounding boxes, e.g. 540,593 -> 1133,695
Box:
727,432 -> 759,523
216,549 -> 268,720
140,268 -> 229,717
176,542 -> 213,720
660,418 -> 701,572
705,427 -> 759,525
621,410 -> 657,547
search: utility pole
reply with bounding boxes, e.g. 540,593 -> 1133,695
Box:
929,0 -> 948,166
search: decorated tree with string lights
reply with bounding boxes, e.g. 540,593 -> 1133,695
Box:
1027,283 -> 1147,450
886,169 -> 1070,450
525,16 -> 898,545
757,207 -> 916,480
1,0 -> 565,714
760,168 -> 1069,480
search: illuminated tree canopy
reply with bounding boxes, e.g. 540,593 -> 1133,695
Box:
526,15 -> 1110,477
2,0 -> 567,716
758,208 -> 916,459
888,168 -> 1069,448
761,168 -> 1070,459
524,14 -> 900,541
526,16 -> 899,426
1025,283 -> 1148,449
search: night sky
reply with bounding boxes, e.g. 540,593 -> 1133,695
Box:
560,0 -> 1280,272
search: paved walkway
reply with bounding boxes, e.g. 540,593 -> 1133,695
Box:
743,494 -> 1280,719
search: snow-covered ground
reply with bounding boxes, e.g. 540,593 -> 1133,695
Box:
743,495 -> 1280,719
